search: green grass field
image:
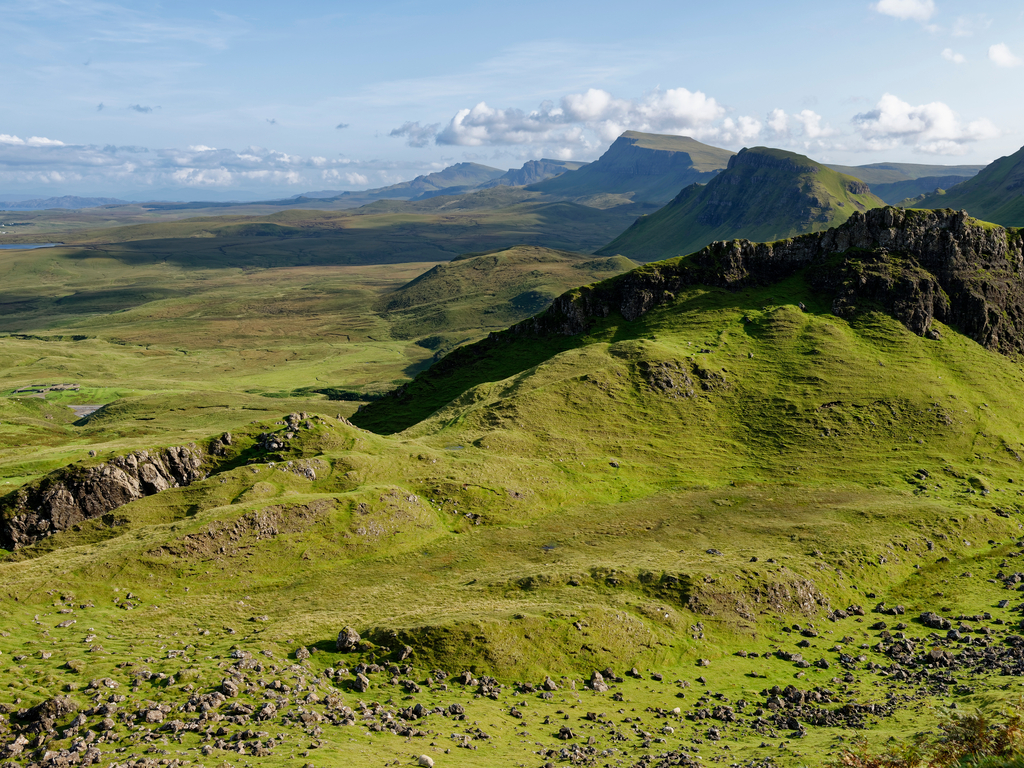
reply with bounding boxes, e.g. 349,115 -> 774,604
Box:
3,204 -> 1024,766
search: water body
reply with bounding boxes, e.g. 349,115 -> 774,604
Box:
0,243 -> 63,250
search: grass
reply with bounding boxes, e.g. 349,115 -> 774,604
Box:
4,201 -> 1024,765
912,147 -> 1024,228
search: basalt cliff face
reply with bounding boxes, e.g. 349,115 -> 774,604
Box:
0,444 -> 205,549
529,207 -> 1024,355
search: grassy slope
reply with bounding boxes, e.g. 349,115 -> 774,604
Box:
376,245 -> 635,341
4,277 -> 1024,765
912,146 -> 1024,227
0,240 -> 635,489
597,147 -> 885,262
528,131 -> 735,206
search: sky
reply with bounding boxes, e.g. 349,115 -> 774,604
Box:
1,0 -> 1023,200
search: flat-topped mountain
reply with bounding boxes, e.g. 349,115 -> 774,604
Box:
597,146 -> 883,262
912,145 -> 1024,227
528,131 -> 734,206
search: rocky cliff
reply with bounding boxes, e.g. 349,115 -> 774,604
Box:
0,444 -> 206,549
531,207 -> 1024,353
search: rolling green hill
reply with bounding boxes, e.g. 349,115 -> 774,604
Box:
375,245 -> 635,344
596,146 -> 884,262
912,145 -> 1024,226
528,130 -> 735,206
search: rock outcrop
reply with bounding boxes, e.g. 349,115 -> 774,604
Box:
352,206 -> 1024,435
528,207 -> 1024,355
0,444 -> 205,549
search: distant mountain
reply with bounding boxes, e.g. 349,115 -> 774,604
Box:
867,175 -> 982,205
528,131 -> 734,207
479,159 -> 588,189
292,162 -> 507,207
597,147 -> 884,261
825,162 -> 984,206
911,146 -> 1024,227
826,161 -> 984,186
0,195 -> 128,210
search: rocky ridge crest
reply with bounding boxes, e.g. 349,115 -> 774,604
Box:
529,207 -> 1024,354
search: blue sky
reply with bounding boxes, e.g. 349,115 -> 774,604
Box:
1,0 -> 1023,199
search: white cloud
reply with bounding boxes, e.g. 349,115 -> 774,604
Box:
0,134 -> 64,147
989,43 -> 1023,67
851,93 -> 999,154
952,14 -> 990,36
389,121 -> 442,148
766,108 -> 788,134
941,48 -> 966,63
0,138 -> 429,193
763,109 -> 838,151
872,0 -> 936,22
792,110 -> 836,139
395,87 -> 760,156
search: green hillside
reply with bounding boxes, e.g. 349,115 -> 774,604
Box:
375,245 -> 635,344
912,145 -> 1024,226
5,209 -> 1024,765
596,146 -> 884,262
867,174 -> 982,204
528,130 -> 734,206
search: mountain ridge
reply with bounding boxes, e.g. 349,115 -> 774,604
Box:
596,146 -> 884,262
527,131 -> 734,206
354,206 -> 1024,434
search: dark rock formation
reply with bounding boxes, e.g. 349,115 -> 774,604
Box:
0,444 -> 205,549
523,207 -> 1024,355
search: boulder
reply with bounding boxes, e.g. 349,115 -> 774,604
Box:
336,626 -> 361,653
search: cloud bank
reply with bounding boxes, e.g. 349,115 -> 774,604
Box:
851,93 -> 999,154
391,88 -> 999,159
0,136 -> 437,195
390,88 -> 762,155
